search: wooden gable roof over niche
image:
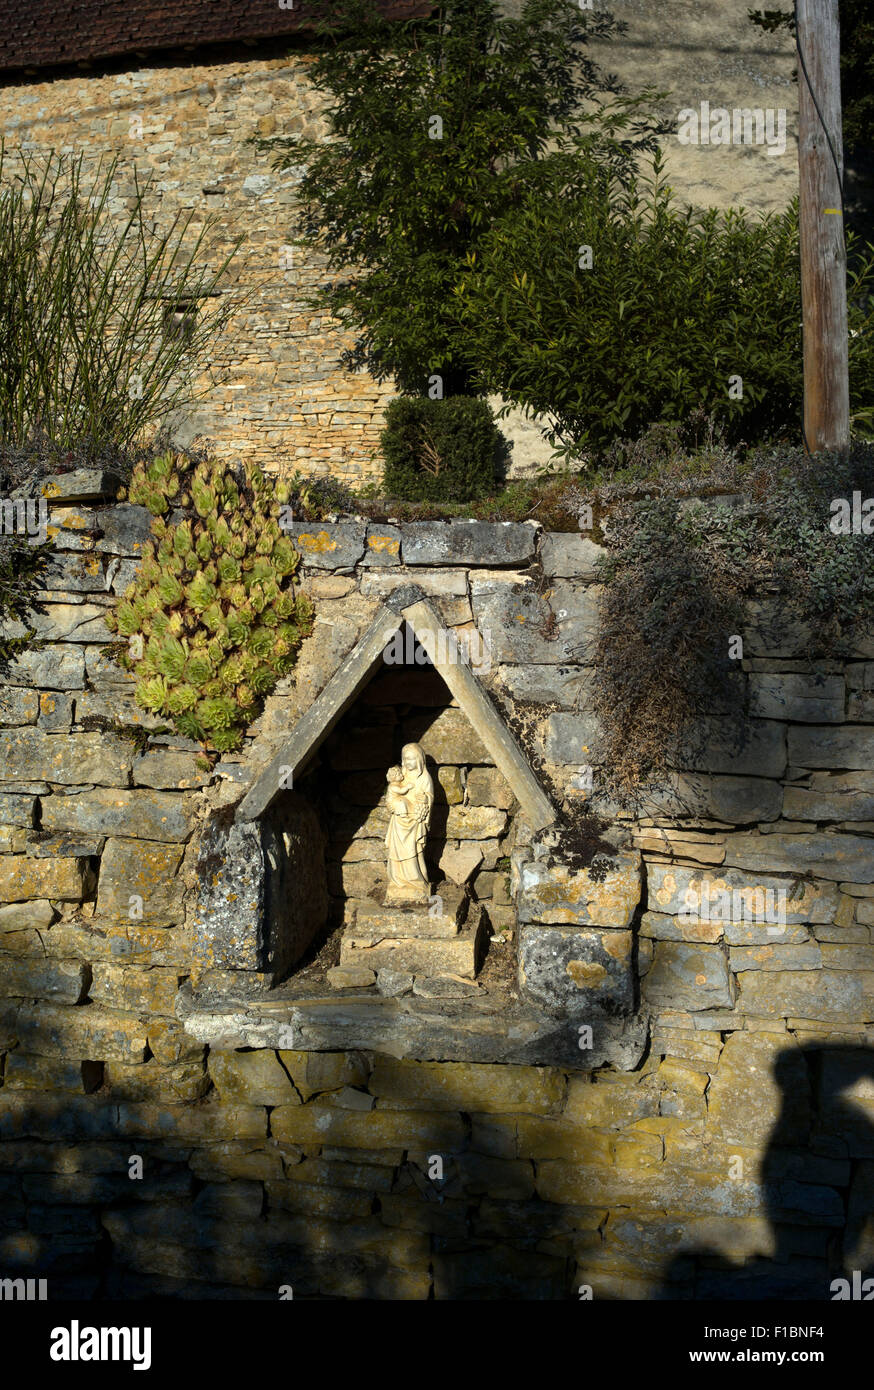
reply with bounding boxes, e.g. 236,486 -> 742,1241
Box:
0,0 -> 433,75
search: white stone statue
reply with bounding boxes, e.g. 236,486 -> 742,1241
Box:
384,742 -> 434,903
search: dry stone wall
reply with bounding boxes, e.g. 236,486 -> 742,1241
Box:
1,476 -> 874,1298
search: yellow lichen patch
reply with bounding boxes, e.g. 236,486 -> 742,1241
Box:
654,871 -> 678,907
603,932 -> 631,960
566,960 -> 607,988
367,535 -> 400,555
298,530 -> 338,553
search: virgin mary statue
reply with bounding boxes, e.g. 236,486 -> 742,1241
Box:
384,742 -> 434,903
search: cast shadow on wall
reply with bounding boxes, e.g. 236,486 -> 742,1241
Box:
657,1042 -> 874,1301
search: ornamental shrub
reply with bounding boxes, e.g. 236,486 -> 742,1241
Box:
380,396 -> 504,501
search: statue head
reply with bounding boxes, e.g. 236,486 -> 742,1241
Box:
401,743 -> 426,777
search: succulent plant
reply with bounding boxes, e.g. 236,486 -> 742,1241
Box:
106,452 -> 312,753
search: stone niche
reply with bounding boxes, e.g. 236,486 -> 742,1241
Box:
191,791 -> 328,993
183,585 -> 645,1068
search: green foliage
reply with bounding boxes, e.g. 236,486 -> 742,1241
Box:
0,531 -> 50,675
455,152 -> 874,456
0,147 -> 241,455
589,443 -> 874,803
105,453 -> 314,753
380,396 -> 503,501
259,0 -> 664,396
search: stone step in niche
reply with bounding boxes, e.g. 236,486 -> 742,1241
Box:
348,883 -> 468,940
340,909 -> 484,981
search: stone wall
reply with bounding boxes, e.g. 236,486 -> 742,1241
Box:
2,475 -> 873,1299
0,0 -> 799,481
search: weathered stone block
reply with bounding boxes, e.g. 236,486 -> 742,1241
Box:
0,795 -> 37,829
671,718 -> 787,778
103,1060 -> 208,1104
116,1102 -> 267,1142
352,888 -> 467,939
647,862 -> 839,924
369,1057 -> 563,1115
783,784 -> 874,821
708,1032 -> 809,1144
401,521 -> 535,567
3,646 -> 85,690
0,856 -> 86,903
89,964 -> 183,1014
283,522 -> 366,569
445,805 -> 508,839
359,567 -> 468,600
539,532 -> 606,580
3,1053 -> 92,1092
728,943 -> 822,971
191,793 -> 327,981
327,965 -> 377,990
519,925 -> 633,1017
363,525 -> 401,567
738,970 -> 874,1021
2,730 -> 132,786
207,1050 -> 300,1105
19,603 -> 114,643
0,956 -> 89,1004
749,672 -> 845,723
517,850 -> 641,929
0,900 -> 55,933
42,787 -> 190,843
495,663 -> 591,710
279,1050 -> 371,1102
46,921 -> 189,968
131,751 -> 212,789
470,577 -> 558,664
788,725 -> 874,771
723,831 -> 874,883
640,910 -> 722,944
74,691 -> 163,731
544,712 -> 600,764
40,470 -> 121,504
464,767 -> 516,810
270,1103 -> 466,1152
95,504 -> 152,556
644,942 -> 734,1010
340,924 -> 481,978
38,691 -> 73,732
402,707 -> 489,764
0,689 -> 39,725
9,1002 -> 149,1062
97,839 -> 183,926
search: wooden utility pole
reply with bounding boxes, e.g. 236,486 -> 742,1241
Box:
796,0 -> 850,454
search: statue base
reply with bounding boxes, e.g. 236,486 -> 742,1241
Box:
337,883 -> 483,981
384,882 -> 432,907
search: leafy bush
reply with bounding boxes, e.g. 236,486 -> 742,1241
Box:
0,147 -> 240,455
380,397 -> 503,501
456,153 -> 874,456
106,453 -> 313,753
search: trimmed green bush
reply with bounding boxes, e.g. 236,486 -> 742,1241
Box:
380,397 -> 503,502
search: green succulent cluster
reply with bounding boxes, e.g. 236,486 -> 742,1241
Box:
106,452 -> 313,754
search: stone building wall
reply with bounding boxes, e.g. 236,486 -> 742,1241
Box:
1,473 -> 873,1299
0,50 -> 395,484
